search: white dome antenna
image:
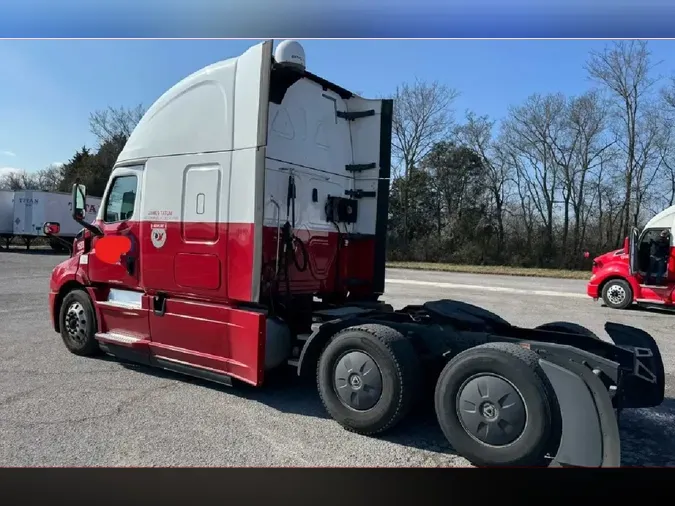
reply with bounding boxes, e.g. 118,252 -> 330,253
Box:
274,40 -> 306,71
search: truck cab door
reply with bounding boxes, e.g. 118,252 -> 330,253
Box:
88,166 -> 143,288
629,227 -> 639,276
86,165 -> 149,339
667,225 -> 675,283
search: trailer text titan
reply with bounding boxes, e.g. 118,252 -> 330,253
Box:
46,40 -> 665,467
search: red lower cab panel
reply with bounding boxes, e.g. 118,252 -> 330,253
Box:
635,283 -> 675,305
90,292 -> 266,386
147,298 -> 265,386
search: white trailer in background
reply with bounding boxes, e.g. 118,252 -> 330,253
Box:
12,190 -> 101,251
0,190 -> 14,249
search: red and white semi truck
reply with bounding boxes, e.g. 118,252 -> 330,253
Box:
588,204 -> 675,310
45,40 -> 664,467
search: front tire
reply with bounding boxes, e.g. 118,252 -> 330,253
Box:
317,324 -> 422,435
434,343 -> 561,467
59,289 -> 100,357
601,278 -> 633,310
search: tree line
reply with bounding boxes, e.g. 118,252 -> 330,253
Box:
390,41 -> 675,269
2,41 -> 672,271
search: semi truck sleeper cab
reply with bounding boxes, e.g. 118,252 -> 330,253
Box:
46,40 -> 665,468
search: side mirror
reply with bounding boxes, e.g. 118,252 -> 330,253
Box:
72,183 -> 87,221
43,222 -> 61,236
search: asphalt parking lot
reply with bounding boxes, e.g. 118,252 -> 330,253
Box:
1,250 -> 674,467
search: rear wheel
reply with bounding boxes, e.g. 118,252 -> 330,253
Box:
601,279 -> 633,310
317,324 -> 421,435
434,342 -> 560,467
59,289 -> 100,357
536,321 -> 602,341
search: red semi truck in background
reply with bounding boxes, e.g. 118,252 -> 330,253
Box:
588,205 -> 675,310
45,40 -> 665,467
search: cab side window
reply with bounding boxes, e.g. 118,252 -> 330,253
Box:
104,175 -> 138,223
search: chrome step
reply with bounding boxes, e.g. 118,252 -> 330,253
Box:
636,299 -> 667,304
95,332 -> 148,347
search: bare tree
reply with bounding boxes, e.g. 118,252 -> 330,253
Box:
586,40 -> 661,234
34,164 -> 64,192
631,106 -> 664,224
392,79 -> 458,247
655,78 -> 675,210
0,170 -> 40,191
456,112 -> 512,253
566,91 -> 615,257
662,76 -> 675,110
547,97 -> 581,258
0,164 -> 66,192
502,93 -> 567,264
89,104 -> 145,146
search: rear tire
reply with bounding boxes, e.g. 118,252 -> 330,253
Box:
317,324 -> 422,435
59,289 -> 101,357
601,279 -> 633,310
434,342 -> 560,467
536,321 -> 602,341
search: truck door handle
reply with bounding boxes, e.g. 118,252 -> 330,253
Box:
124,255 -> 135,276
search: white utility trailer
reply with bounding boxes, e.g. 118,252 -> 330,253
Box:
12,190 -> 101,250
0,190 -> 14,249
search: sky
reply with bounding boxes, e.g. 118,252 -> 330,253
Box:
3,39 -> 675,177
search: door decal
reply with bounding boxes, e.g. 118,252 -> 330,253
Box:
151,223 -> 167,249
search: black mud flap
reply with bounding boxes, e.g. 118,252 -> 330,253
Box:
604,322 -> 665,409
539,357 -> 621,467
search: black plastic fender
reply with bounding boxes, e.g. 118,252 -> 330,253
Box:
296,320 -> 350,378
605,322 -> 665,409
539,356 -> 621,467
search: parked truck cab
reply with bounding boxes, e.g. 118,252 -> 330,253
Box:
47,40 -> 665,468
49,39 -> 390,386
587,205 -> 675,310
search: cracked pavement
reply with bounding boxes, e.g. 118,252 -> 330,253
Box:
1,250 -> 674,466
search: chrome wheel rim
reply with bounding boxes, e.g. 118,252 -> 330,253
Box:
607,285 -> 626,305
64,302 -> 88,345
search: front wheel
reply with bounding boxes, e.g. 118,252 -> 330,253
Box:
58,289 -> 101,357
601,278 -> 633,310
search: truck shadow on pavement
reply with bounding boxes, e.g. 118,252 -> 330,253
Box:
605,303 -> 675,317
113,357 -> 675,466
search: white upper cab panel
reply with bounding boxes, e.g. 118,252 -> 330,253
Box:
115,38 -> 384,176
644,204 -> 675,237
117,40 -> 273,164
